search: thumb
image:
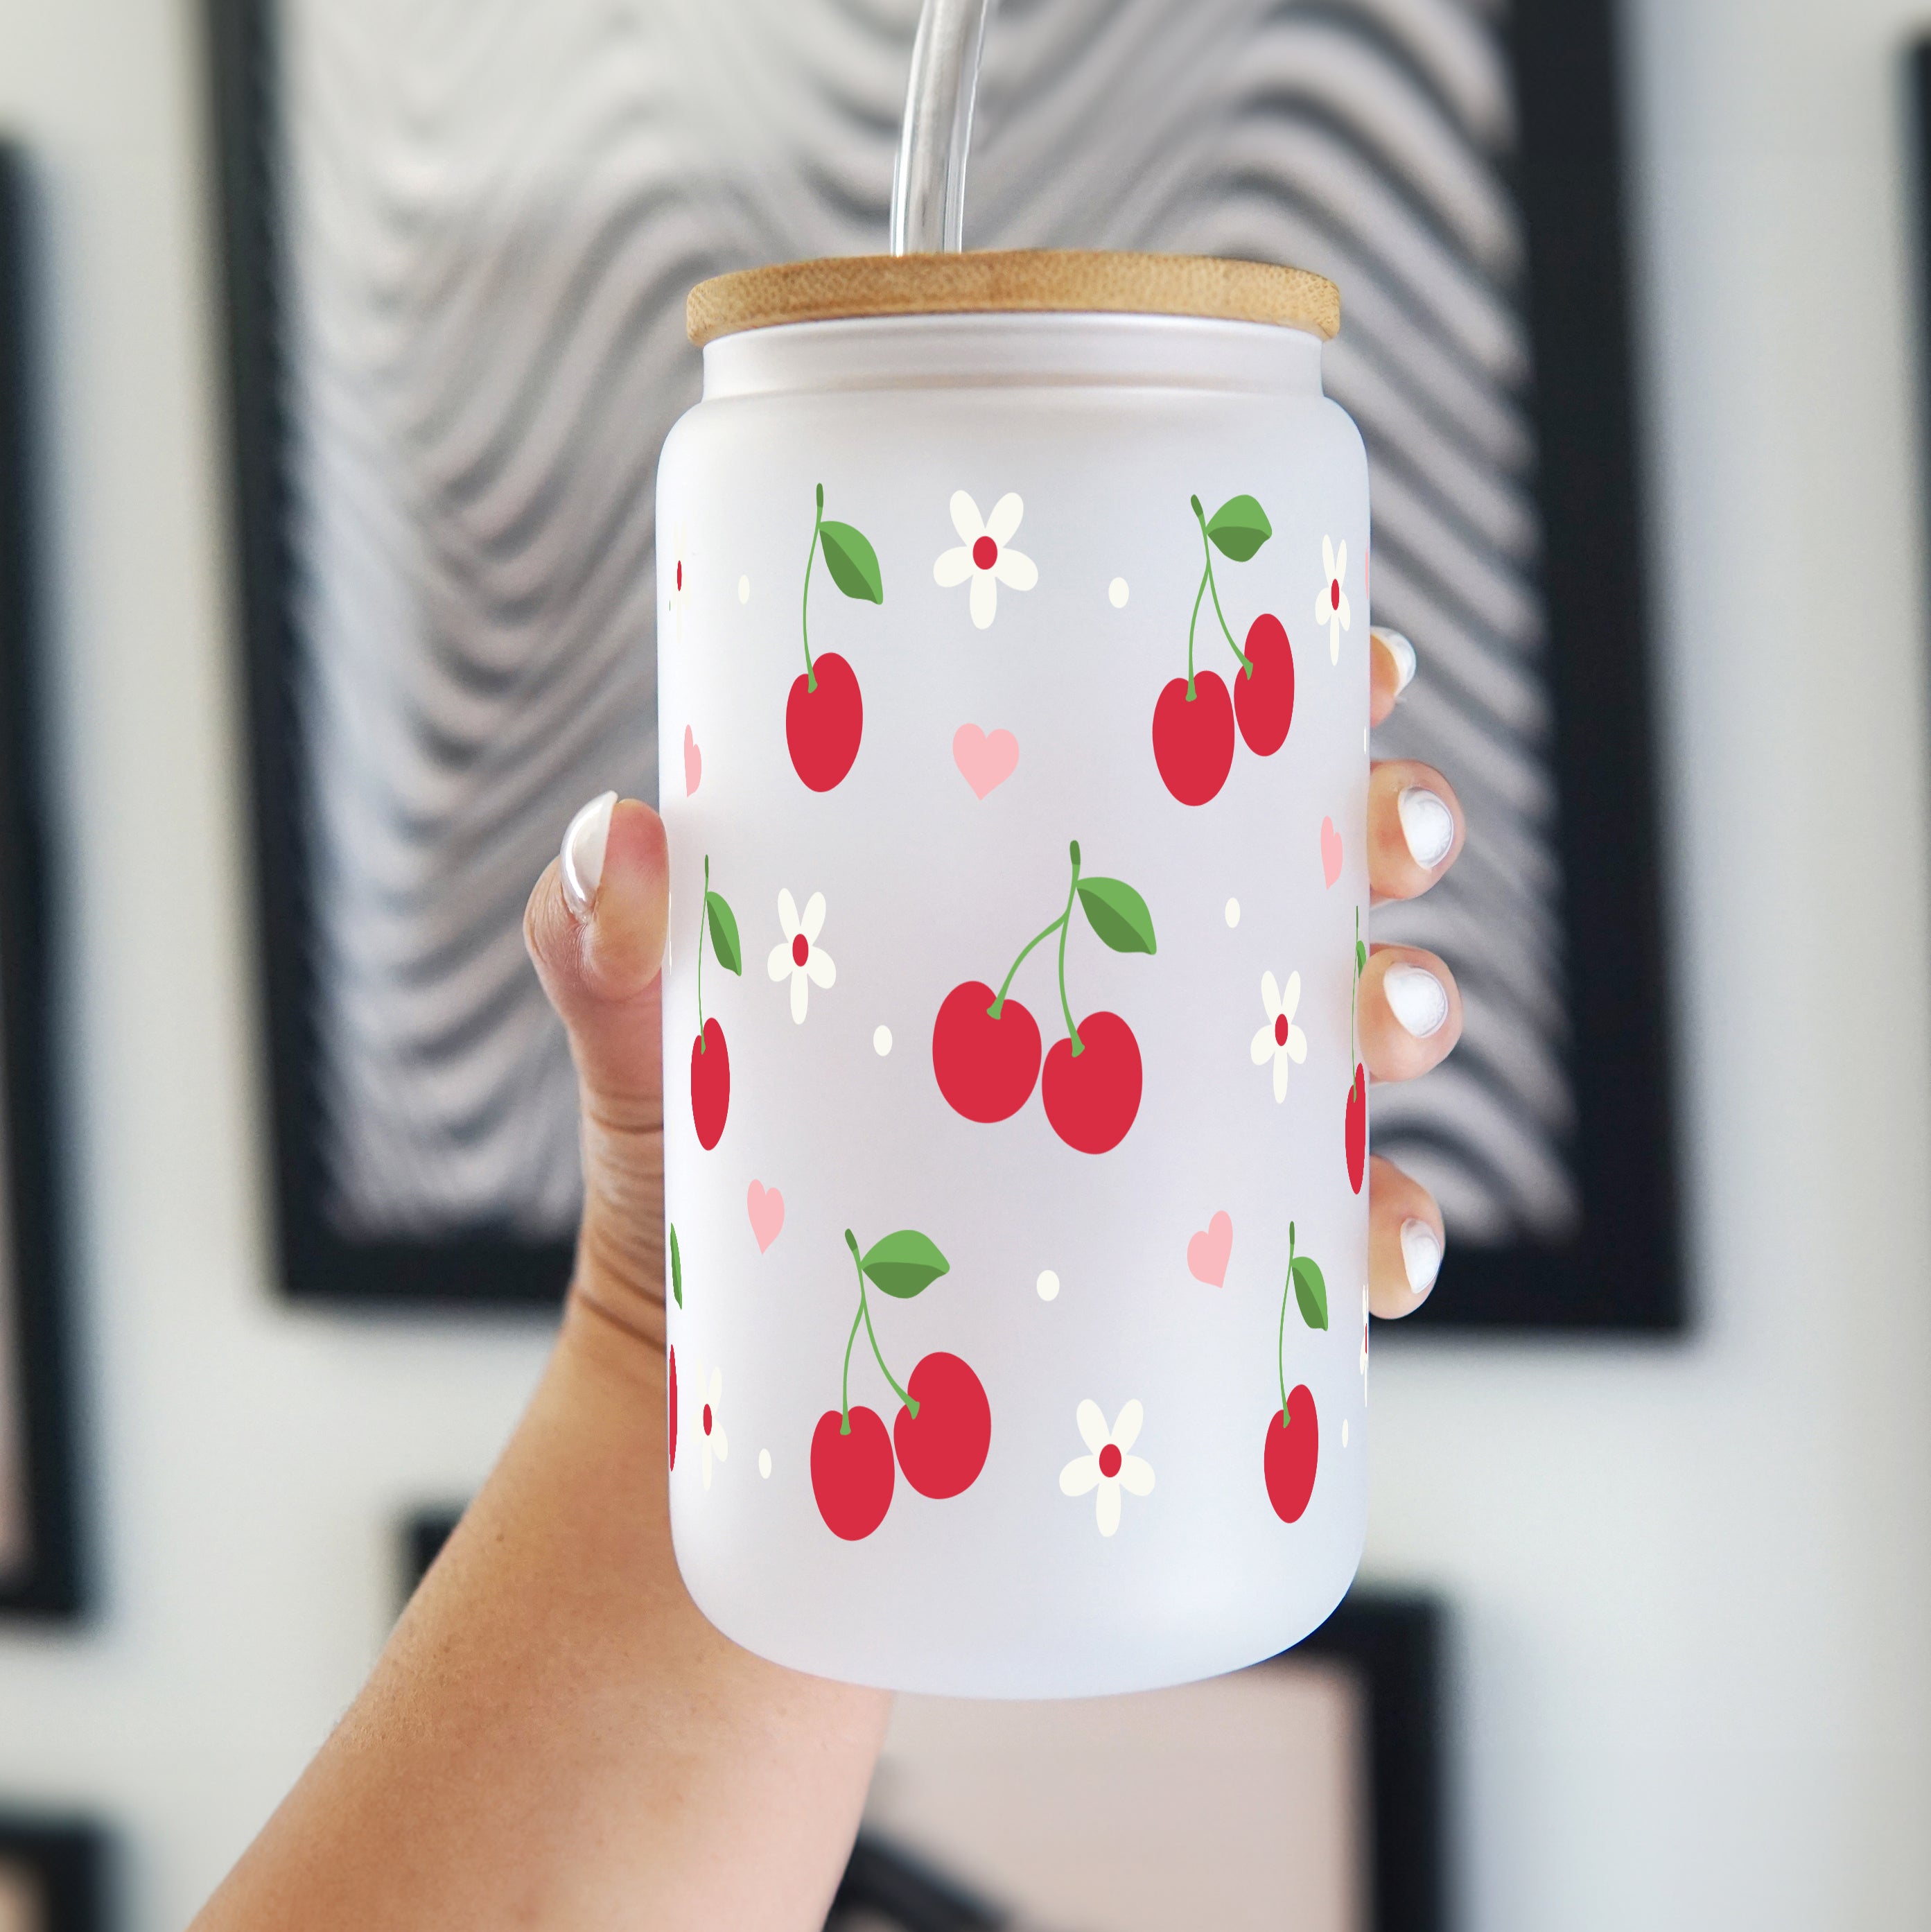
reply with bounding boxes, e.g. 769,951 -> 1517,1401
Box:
525,793 -> 670,1328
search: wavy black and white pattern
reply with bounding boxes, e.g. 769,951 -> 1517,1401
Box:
278,0 -> 1574,1246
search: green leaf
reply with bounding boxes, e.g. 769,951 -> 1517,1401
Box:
1292,1255 -> 1329,1332
819,519 -> 884,603
1205,494 -> 1273,562
861,1229 -> 950,1299
669,1224 -> 683,1309
704,891 -> 742,975
1076,877 -> 1157,956
1356,940 -> 1368,975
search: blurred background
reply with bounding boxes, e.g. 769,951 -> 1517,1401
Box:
3,0 -> 1931,1925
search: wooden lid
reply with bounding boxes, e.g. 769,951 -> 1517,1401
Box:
687,249 -> 1340,347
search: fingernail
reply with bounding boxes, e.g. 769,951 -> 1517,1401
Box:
560,791 -> 618,921
1397,786 -> 1455,871
1373,627 -> 1416,696
1400,1219 -> 1443,1297
1384,962 -> 1449,1039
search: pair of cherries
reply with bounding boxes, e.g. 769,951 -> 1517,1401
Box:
1151,494 -> 1296,806
810,1229 -> 991,1542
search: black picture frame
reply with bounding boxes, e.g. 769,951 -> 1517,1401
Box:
826,1592 -> 1445,1932
0,1816 -> 109,1932
0,143 -> 82,1619
402,1515 -> 1442,1932
207,0 -> 1677,1326
1385,0 -> 1679,1333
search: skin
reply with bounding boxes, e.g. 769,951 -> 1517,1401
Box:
192,629 -> 1463,1930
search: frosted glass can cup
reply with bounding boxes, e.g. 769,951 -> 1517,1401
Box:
657,252 -> 1372,1697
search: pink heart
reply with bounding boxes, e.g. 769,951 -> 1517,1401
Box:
952,723 -> 1020,800
1320,815 -> 1343,889
683,724 -> 702,797
1187,1210 -> 1233,1287
746,1180 -> 785,1253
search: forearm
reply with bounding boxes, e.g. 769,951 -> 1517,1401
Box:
193,1299 -> 889,1930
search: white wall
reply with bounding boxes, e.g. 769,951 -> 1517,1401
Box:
1,1 -> 1928,1927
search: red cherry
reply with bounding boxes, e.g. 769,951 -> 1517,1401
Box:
667,1346 -> 678,1470
893,1352 -> 991,1499
1264,1383 -> 1319,1523
1042,1011 -> 1142,1154
690,1018 -> 731,1150
1234,613 -> 1295,756
787,652 -> 863,792
932,981 -> 1042,1123
1345,1064 -> 1367,1194
812,1405 -> 895,1540
1151,672 -> 1235,806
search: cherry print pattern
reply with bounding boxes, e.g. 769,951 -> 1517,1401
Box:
789,484 -> 882,792
689,856 -> 742,1150
1345,908 -> 1368,1193
810,1226 -> 990,1540
1264,1221 -> 1327,1524
1152,494 -> 1297,805
932,841 -> 1157,1154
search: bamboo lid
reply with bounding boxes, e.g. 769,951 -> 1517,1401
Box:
686,249 -> 1340,348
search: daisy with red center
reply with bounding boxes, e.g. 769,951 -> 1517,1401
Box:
767,888 -> 836,1024
1317,534 -> 1351,663
1058,1399 -> 1155,1537
1250,970 -> 1307,1102
934,489 -> 1038,629
667,519 -> 692,643
694,1361 -> 728,1490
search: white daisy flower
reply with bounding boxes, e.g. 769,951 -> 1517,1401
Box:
767,889 -> 835,1025
934,490 -> 1038,630
1317,534 -> 1352,664
1058,1398 -> 1155,1538
667,519 -> 692,644
1250,971 -> 1308,1103
697,1361 -> 728,1489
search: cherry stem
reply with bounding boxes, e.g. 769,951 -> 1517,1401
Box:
801,482 -> 823,692
1191,494 -> 1254,683
1351,905 -> 1361,1065
1056,839 -> 1083,1055
1277,1219 -> 1295,1427
697,854 -> 709,1043
988,838 -> 1085,1027
844,1228 -> 916,1422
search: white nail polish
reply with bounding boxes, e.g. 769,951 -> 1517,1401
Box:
1373,627 -> 1417,695
1384,962 -> 1449,1039
1400,1219 -> 1442,1296
1397,786 -> 1455,871
560,791 -> 618,921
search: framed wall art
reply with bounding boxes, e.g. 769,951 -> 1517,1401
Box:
209,0 -> 1676,1324
0,143 -> 81,1618
0,1817 -> 107,1932
401,1513 -> 1442,1932
830,1591 -> 1444,1932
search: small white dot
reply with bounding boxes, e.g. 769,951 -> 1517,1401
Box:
1036,1269 -> 1060,1302
873,1025 -> 893,1056
1108,576 -> 1130,609
1225,898 -> 1241,928
738,575 -> 751,603
758,1448 -> 772,1479
1342,1420 -> 1350,1448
